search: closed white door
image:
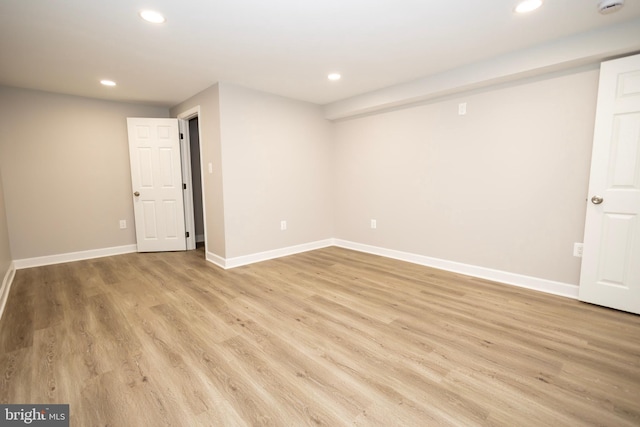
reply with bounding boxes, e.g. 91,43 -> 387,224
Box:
579,54 -> 640,315
127,118 -> 186,252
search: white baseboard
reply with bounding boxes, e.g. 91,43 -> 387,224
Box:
206,250 -> 226,269
334,239 -> 579,299
211,239 -> 335,269
8,239 -> 579,301
14,244 -> 138,269
0,261 -> 16,322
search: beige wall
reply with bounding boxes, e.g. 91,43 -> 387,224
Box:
0,68 -> 601,287
170,84 -> 226,257
218,83 -> 334,258
0,86 -> 169,259
0,166 -> 11,277
334,67 -> 599,285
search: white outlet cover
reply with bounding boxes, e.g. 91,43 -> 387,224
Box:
573,243 -> 583,258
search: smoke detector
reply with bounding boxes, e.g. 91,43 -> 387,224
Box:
598,0 -> 624,14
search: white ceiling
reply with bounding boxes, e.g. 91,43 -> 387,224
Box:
1,0 -> 639,107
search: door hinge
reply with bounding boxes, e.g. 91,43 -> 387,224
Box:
186,231 -> 190,238
180,133 -> 184,139
183,183 -> 186,190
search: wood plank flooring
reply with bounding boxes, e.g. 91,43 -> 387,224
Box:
0,247 -> 639,426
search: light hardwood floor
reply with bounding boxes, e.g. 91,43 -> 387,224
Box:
0,247 -> 639,426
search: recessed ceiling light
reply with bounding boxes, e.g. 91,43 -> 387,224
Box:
100,80 -> 116,87
139,10 -> 166,24
328,73 -> 341,81
515,0 -> 543,13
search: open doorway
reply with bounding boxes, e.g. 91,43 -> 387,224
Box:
178,106 -> 207,256
188,117 -> 205,249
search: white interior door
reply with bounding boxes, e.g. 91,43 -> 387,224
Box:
579,54 -> 640,315
127,118 -> 186,252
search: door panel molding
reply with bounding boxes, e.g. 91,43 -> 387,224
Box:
579,54 -> 640,314
127,118 -> 186,252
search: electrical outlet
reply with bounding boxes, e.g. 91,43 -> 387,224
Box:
371,219 -> 377,229
573,243 -> 583,258
119,220 -> 127,229
280,220 -> 287,231
458,102 -> 467,115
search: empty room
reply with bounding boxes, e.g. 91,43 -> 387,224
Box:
1,0 -> 639,425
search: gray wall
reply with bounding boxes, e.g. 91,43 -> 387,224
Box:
0,86 -> 169,259
0,166 -> 11,279
171,83 -> 334,260
170,84 -> 226,257
333,67 -> 599,285
218,83 -> 334,258
0,67 -> 601,287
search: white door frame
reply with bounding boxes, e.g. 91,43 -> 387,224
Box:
177,106 -> 207,252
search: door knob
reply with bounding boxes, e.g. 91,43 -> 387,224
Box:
591,195 -> 603,205
134,191 -> 140,197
